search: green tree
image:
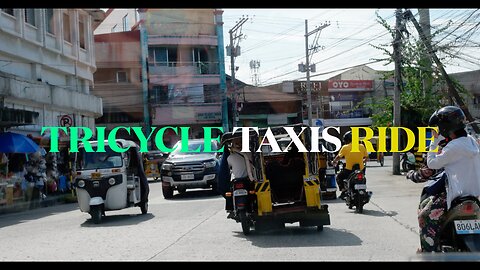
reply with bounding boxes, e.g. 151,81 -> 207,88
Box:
365,11 -> 470,133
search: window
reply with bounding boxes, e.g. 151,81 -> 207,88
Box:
45,9 -> 54,34
116,71 -> 127,83
111,24 -> 117,33
148,47 -> 177,66
122,14 -> 128,31
151,85 -> 169,104
24,9 -> 35,26
79,17 -> 86,49
63,12 -> 71,42
1,8 -> 14,16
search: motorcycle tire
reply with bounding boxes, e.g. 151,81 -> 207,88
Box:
239,210 -> 251,235
401,160 -> 409,172
355,203 -> 364,214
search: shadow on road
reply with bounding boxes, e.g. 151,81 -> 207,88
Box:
361,209 -> 398,217
168,189 -> 222,201
0,202 -> 79,229
80,213 -> 155,227
234,226 -> 362,248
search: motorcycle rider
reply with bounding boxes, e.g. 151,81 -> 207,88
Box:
220,137 -> 255,219
332,131 -> 368,200
418,105 -> 480,252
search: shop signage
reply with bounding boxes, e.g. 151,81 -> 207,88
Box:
328,80 -> 373,91
196,112 -> 222,121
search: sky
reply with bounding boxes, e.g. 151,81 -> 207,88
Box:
221,9 -> 480,86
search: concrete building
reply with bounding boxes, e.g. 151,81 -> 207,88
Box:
92,30 -> 143,140
93,9 -> 227,139
451,70 -> 480,119
0,8 -> 105,135
94,9 -> 138,35
235,85 -> 302,127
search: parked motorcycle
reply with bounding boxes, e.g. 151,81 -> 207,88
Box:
339,161 -> 372,213
401,152 -> 416,172
409,170 -> 480,252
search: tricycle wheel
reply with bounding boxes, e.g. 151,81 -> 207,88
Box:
140,201 -> 148,214
90,205 -> 102,224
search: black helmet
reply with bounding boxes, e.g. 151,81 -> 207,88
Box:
428,106 -> 466,137
343,131 -> 352,144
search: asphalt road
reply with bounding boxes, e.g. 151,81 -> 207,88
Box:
0,156 -> 477,261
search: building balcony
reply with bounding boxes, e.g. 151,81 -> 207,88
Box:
151,103 -> 222,126
148,34 -> 218,46
149,61 -> 219,75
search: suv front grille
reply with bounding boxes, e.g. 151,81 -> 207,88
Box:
172,162 -> 205,174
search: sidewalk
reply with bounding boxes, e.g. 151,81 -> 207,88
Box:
0,192 -> 77,215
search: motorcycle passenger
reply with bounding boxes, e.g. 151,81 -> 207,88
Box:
223,137 -> 255,219
332,131 -> 368,200
418,105 -> 480,252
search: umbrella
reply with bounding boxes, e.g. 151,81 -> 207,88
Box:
0,132 -> 39,153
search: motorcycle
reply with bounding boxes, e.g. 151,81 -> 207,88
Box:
229,177 -> 256,235
409,170 -> 480,252
440,196 -> 480,252
339,161 -> 372,213
401,152 -> 416,172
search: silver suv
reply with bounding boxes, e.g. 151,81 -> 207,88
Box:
160,139 -> 220,199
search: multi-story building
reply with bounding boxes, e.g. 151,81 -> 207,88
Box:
137,9 -> 226,139
0,8 -> 105,135
94,9 -> 138,34
93,9 -> 227,140
92,30 -> 144,140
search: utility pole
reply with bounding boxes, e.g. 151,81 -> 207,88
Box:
392,9 -> 403,175
418,9 -> 433,95
404,10 -> 480,134
299,20 -> 329,126
228,16 -> 248,128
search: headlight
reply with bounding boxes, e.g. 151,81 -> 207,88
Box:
108,177 -> 116,185
204,160 -> 217,168
77,180 -> 85,188
161,163 -> 173,170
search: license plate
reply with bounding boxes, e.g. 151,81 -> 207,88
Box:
233,189 -> 248,196
326,169 -> 335,175
454,220 -> 480,234
354,184 -> 367,190
91,172 -> 101,179
181,174 -> 194,180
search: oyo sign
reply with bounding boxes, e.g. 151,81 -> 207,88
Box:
332,81 -> 349,88
328,80 -> 373,91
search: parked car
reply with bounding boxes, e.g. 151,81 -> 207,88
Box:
160,139 -> 220,198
